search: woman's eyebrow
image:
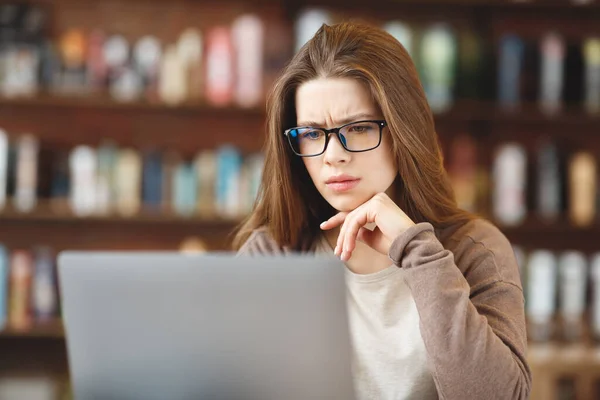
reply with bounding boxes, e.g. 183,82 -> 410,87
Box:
336,113 -> 379,125
296,113 -> 379,128
295,120 -> 322,128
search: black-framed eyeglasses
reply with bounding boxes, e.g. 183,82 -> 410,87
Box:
283,120 -> 387,157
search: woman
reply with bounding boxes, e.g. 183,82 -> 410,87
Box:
234,22 -> 531,399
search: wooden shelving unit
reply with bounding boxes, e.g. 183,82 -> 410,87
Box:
0,203 -> 241,227
294,0 -> 600,8
0,98 -> 266,156
0,320 -> 64,339
0,94 -> 265,116
529,342 -> 600,400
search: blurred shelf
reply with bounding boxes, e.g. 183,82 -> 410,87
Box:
0,203 -> 241,251
434,101 -> 600,125
529,342 -> 600,371
498,217 -> 600,251
31,0 -> 600,10
0,94 -> 264,117
488,104 -> 600,125
294,0 -> 600,10
0,205 -> 243,228
0,319 -> 64,339
2,96 -> 598,127
0,94 -> 267,153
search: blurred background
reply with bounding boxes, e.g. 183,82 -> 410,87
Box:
0,0 -> 599,398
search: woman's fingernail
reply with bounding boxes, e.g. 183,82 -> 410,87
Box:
334,246 -> 339,255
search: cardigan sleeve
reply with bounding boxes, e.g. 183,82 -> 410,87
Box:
388,221 -> 531,399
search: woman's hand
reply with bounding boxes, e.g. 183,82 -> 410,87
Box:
320,193 -> 415,262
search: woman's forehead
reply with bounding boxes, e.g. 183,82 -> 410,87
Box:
295,78 -> 380,127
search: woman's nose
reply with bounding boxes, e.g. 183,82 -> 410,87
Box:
323,134 -> 350,165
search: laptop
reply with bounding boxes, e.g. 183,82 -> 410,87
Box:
58,252 -> 356,400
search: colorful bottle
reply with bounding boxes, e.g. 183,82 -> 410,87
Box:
232,14 -> 264,108
32,246 -> 57,322
205,27 -> 234,107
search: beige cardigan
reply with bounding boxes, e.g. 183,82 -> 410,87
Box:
238,219 -> 532,399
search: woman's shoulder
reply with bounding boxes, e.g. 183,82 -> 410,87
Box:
437,218 -> 522,288
237,226 -> 286,256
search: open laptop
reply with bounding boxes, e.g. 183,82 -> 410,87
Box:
58,252 -> 356,400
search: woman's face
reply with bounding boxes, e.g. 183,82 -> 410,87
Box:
294,77 -> 398,212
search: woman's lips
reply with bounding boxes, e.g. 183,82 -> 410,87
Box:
326,179 -> 360,192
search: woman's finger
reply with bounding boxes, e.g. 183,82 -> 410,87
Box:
342,209 -> 370,258
339,213 -> 355,261
335,216 -> 348,257
336,209 -> 355,257
319,212 -> 348,230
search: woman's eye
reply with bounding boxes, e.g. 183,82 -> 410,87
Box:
302,130 -> 322,140
348,125 -> 369,133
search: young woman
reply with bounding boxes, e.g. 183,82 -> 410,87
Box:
234,22 -> 531,399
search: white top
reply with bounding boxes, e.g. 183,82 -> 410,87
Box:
316,237 -> 437,400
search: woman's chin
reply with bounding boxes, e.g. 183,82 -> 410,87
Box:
326,196 -> 366,213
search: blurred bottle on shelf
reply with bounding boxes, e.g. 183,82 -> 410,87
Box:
591,253 -> 600,342
527,250 -> 557,342
195,150 -> 217,217
31,246 -> 57,323
0,244 -> 7,330
57,29 -> 87,95
115,148 -> 142,217
179,236 -> 208,254
8,249 -> 33,331
215,145 -> 243,219
232,14 -> 264,109
14,134 -> 38,213
159,43 -> 187,106
569,151 -> 596,227
86,29 -> 108,92
173,161 -> 197,217
498,33 -> 525,110
50,149 -> 70,214
456,27 -> 485,101
0,129 -> 7,210
536,140 -> 562,222
295,8 -> 332,53
141,149 -> 163,212
539,31 -> 566,115
134,35 -> 162,103
104,34 -> 135,102
176,29 -> 202,103
492,143 -> 527,227
419,24 -> 457,114
69,145 -> 97,217
161,150 -> 181,214
205,26 -> 234,107
558,251 -> 587,343
0,4 -> 46,98
95,142 -> 118,215
383,21 -> 413,57
583,37 -> 600,114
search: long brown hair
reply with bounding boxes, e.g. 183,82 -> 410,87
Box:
233,21 -> 473,251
